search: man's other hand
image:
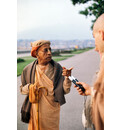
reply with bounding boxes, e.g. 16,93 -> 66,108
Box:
62,67 -> 73,77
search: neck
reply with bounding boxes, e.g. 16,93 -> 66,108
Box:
100,52 -> 104,59
38,60 -> 48,66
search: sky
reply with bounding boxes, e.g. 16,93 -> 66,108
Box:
17,0 -> 94,40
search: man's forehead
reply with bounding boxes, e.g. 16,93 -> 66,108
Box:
41,43 -> 50,48
93,22 -> 96,31
92,28 -> 95,35
92,27 -> 95,37
92,22 -> 98,35
38,44 -> 50,51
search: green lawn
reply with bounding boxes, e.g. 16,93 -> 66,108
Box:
71,48 -> 93,54
17,58 -> 35,76
17,48 -> 94,76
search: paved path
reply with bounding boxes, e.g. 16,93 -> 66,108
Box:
17,49 -> 100,130
17,53 -> 31,58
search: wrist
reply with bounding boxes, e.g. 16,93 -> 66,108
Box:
91,87 -> 95,96
86,87 -> 92,96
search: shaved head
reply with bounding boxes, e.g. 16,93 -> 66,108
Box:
93,14 -> 104,32
93,14 -> 104,54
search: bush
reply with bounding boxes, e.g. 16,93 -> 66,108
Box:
17,58 -> 25,63
52,51 -> 60,56
60,50 -> 72,53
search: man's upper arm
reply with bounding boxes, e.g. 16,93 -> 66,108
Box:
21,69 -> 27,86
20,67 -> 30,94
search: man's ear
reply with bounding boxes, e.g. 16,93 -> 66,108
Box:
35,51 -> 38,57
102,31 -> 104,41
99,30 -> 104,41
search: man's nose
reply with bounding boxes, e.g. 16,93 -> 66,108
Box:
47,49 -> 51,55
95,46 -> 98,52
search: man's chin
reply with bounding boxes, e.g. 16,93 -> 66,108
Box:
46,57 -> 52,60
46,57 -> 52,63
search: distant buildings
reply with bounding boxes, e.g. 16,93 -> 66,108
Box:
17,39 -> 95,53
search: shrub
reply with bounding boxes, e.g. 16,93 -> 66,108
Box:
60,50 -> 72,53
52,51 -> 60,56
17,58 -> 25,63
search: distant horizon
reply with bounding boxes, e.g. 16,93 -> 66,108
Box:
17,39 -> 95,51
17,38 -> 94,41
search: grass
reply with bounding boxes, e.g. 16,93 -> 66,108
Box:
52,55 -> 74,62
17,58 -> 35,76
71,48 -> 93,54
17,48 -> 94,76
17,55 -> 74,76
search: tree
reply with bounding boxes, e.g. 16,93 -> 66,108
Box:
71,0 -> 104,29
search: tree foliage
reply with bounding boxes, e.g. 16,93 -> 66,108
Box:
71,0 -> 104,29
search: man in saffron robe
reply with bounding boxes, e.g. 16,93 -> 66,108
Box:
20,40 -> 72,130
75,14 -> 104,130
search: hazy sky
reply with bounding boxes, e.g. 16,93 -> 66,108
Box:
17,0 -> 94,40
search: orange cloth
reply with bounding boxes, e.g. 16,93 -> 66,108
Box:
31,46 -> 40,58
29,83 -> 48,103
92,55 -> 104,130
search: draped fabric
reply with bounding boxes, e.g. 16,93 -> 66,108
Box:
28,64 -> 60,130
20,60 -> 71,130
20,59 -> 70,106
92,55 -> 104,130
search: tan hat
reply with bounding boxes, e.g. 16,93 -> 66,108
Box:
31,40 -> 51,58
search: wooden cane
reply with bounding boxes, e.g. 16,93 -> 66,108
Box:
37,93 -> 39,130
35,81 -> 39,130
35,82 -> 48,130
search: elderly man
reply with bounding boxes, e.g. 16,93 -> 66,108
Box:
75,14 -> 104,130
20,40 -> 72,130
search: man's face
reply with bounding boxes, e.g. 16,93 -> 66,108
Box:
93,26 -> 104,54
36,44 -> 52,65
